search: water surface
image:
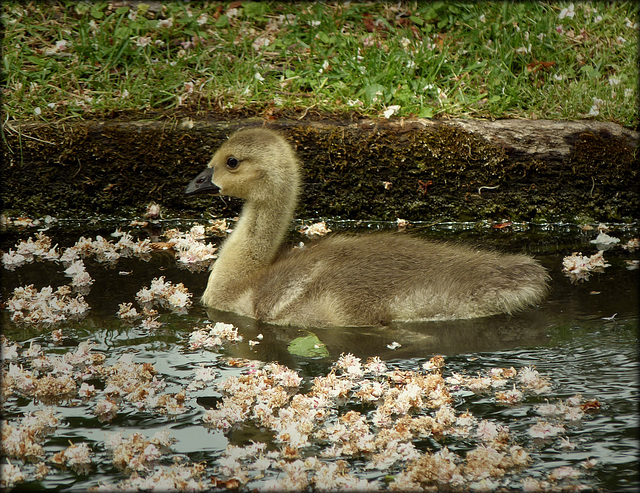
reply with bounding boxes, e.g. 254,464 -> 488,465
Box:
1,220 -> 638,491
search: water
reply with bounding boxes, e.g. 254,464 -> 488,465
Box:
1,220 -> 638,491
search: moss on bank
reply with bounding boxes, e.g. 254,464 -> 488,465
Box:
1,118 -> 638,223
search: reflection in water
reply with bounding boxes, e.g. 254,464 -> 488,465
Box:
206,307 -> 554,362
202,254 -> 638,364
1,222 -> 638,491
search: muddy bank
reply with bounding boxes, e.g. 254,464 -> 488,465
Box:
2,118 -> 638,222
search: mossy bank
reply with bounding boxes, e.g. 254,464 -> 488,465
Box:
2,118 -> 638,223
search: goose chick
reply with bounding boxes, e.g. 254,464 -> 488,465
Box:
186,128 -> 549,327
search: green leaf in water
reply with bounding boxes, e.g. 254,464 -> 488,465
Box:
287,333 -> 330,358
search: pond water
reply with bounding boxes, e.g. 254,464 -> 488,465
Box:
1,219 -> 638,491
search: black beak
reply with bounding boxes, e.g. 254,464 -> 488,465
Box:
185,168 -> 220,195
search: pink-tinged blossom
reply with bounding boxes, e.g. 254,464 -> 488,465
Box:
1,337 -> 20,360
299,221 -> 331,237
563,251 -> 610,282
475,419 -> 500,442
528,420 -> 565,438
518,366 -> 552,393
117,302 -> 140,321
365,356 -> 388,375
0,460 -> 24,489
2,250 -> 27,270
496,385 -> 524,404
337,353 -> 364,379
140,317 -> 162,330
549,465 -> 580,480
53,442 -> 92,474
78,382 -> 96,398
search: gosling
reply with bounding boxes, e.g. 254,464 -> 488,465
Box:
185,128 -> 548,327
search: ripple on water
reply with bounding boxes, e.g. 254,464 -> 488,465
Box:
1,222 -> 638,491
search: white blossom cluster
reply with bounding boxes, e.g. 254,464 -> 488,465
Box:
196,353 -> 597,491
188,322 -> 243,350
299,220 -> 332,238
1,328 -> 604,491
162,224 -> 220,271
2,226 -> 217,326
7,284 -> 90,325
562,225 -> 638,282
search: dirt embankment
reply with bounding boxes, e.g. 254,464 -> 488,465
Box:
2,118 -> 638,223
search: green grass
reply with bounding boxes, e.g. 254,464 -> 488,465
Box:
2,1 -> 638,127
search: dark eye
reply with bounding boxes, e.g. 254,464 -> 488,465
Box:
226,157 -> 239,169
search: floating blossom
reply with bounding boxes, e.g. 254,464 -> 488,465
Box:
188,322 -> 243,350
0,460 -> 25,489
94,398 -> 118,422
2,250 -> 27,270
51,442 -> 93,475
528,420 -> 565,438
7,284 -> 90,326
78,382 -> 97,399
134,276 -> 192,312
140,316 -> 162,330
622,238 -> 639,252
64,260 -> 94,287
4,332 -> 587,492
496,385 -> 524,404
104,430 -> 176,473
549,465 -> 581,480
559,437 -> 577,449
562,251 -> 610,282
590,232 -> 620,247
299,221 -> 331,237
144,203 -> 162,219
396,218 -> 410,231
0,408 -> 61,461
336,353 -> 364,379
0,225 -> 609,493
102,462 -> 207,491
162,226 -> 218,271
191,364 -> 218,386
518,366 -> 552,394
3,233 -> 59,269
475,419 -> 501,442
1,337 -> 20,360
117,302 -> 141,321
207,219 -> 231,236
365,355 -> 388,375
626,260 -> 640,270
